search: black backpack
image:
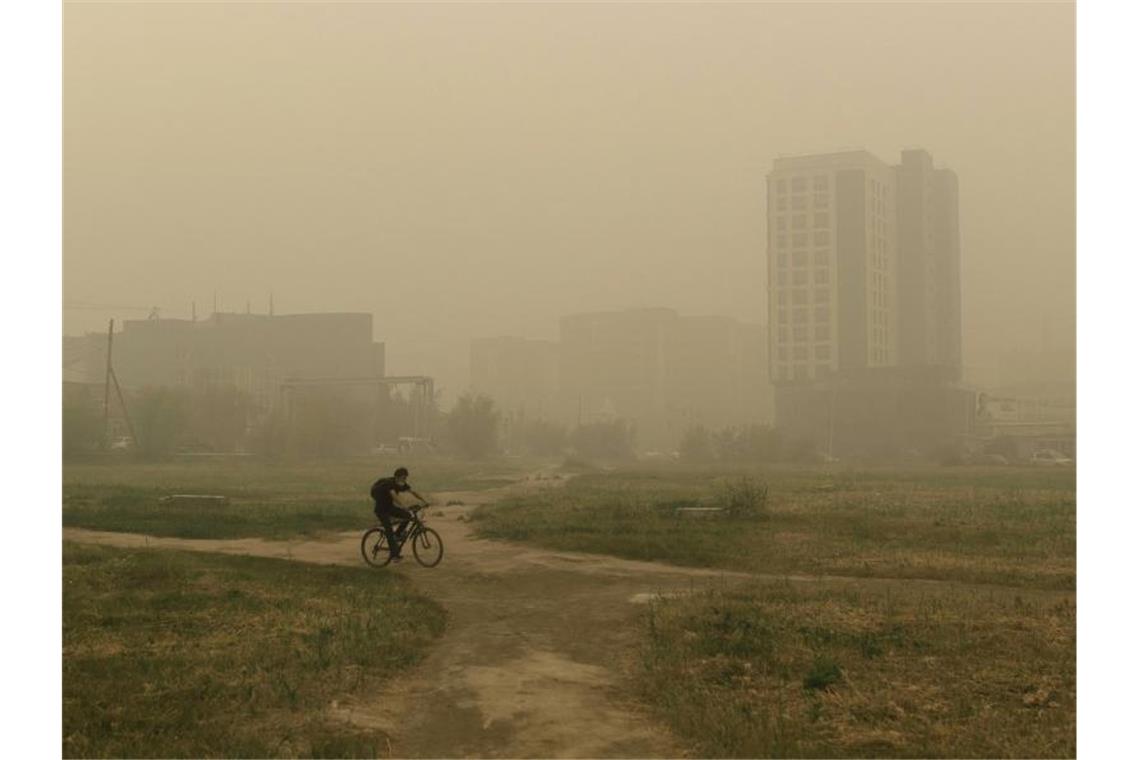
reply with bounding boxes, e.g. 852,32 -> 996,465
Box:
370,477 -> 394,501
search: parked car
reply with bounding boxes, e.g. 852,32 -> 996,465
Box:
370,444 -> 400,455
397,437 -> 437,454
1030,449 -> 1074,466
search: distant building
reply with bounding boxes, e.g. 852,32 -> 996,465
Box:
766,148 -> 970,458
469,336 -> 559,420
62,311 -> 385,410
557,308 -> 771,449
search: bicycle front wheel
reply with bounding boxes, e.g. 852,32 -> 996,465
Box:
412,527 -> 444,567
361,528 -> 392,568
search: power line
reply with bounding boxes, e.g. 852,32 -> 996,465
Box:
64,301 -> 156,312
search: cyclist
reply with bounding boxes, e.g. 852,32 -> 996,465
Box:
370,466 -> 427,563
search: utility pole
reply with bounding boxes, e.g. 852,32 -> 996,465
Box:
101,318 -> 138,449
103,319 -> 114,446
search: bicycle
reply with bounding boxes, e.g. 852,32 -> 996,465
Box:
360,504 -> 444,568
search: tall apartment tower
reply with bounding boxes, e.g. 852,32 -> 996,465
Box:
767,150 -> 898,384
767,148 -> 961,385
766,148 -> 968,457
895,149 -> 962,378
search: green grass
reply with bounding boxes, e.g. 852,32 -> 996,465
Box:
63,542 -> 446,758
472,466 -> 1075,590
63,455 -> 537,540
638,580 -> 1075,758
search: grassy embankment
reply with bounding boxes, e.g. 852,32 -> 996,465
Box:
63,542 -> 446,758
474,465 -> 1076,757
63,456 -> 536,540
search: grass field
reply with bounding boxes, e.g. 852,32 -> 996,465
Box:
63,455 -> 536,540
638,579 -> 1075,758
473,465 -> 1075,590
474,464 -> 1076,757
63,542 -> 446,758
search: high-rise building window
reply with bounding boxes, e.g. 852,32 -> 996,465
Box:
776,179 -> 787,194
793,326 -> 808,341
792,196 -> 807,210
793,346 -> 808,360
792,214 -> 807,230
813,213 -> 829,228
793,251 -> 808,267
777,197 -> 787,211
793,289 -> 808,305
793,308 -> 808,324
815,324 -> 830,340
777,291 -> 787,306
777,347 -> 787,360
791,176 -> 807,192
776,217 -> 786,231
778,327 -> 787,342
814,249 -> 829,266
814,306 -> 831,322
777,271 -> 787,286
794,365 -> 809,381
793,270 -> 808,286
778,309 -> 788,324
777,235 -> 787,249
778,253 -> 788,268
814,268 -> 830,284
814,230 -> 830,245
815,345 -> 831,360
814,287 -> 830,303
792,233 -> 808,248
813,175 -> 828,191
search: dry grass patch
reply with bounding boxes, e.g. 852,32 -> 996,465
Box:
639,580 -> 1075,758
63,542 -> 446,758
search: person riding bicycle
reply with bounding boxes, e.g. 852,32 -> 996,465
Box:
370,466 -> 426,563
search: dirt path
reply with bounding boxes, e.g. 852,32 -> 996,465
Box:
64,474 -> 744,758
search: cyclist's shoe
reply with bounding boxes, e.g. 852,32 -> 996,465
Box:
390,554 -> 404,564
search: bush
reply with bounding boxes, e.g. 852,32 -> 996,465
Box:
802,656 -> 843,691
717,476 -> 769,519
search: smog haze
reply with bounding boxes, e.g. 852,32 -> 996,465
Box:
64,1 -> 1074,398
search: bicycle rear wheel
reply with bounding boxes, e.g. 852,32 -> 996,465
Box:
412,527 -> 444,567
361,528 -> 392,567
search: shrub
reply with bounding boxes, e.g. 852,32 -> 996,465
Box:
802,656 -> 843,690
717,476 -> 769,519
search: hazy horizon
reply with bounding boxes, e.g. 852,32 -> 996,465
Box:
64,1 -> 1075,399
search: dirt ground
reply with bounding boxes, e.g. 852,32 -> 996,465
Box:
64,473 -> 756,758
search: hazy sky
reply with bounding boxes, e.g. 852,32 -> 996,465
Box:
64,1 -> 1074,398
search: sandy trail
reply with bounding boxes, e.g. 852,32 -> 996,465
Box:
64,474 -> 739,758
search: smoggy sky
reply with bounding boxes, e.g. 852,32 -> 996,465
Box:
64,1 -> 1074,399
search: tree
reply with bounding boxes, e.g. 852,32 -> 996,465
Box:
62,396 -> 103,457
679,425 -> 715,463
521,419 -> 568,457
133,386 -> 190,460
446,393 -> 500,458
287,387 -> 372,457
570,419 -> 636,462
187,384 -> 253,452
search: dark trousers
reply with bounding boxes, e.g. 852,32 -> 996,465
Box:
374,503 -> 413,557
